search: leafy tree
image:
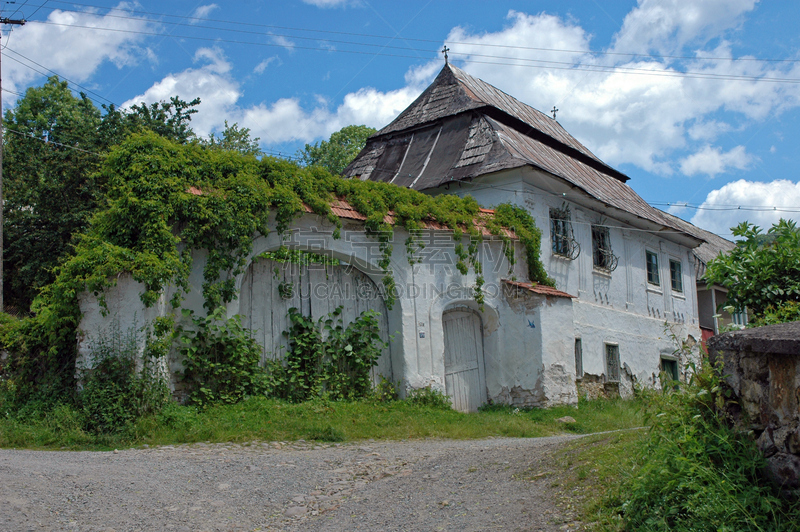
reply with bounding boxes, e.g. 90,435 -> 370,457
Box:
204,120 -> 262,157
3,78 -> 104,310
3,77 -> 201,311
704,219 -> 800,319
99,96 -> 200,146
297,124 -> 376,175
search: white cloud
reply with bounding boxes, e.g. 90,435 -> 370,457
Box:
690,179 -> 800,235
270,35 -> 296,51
679,145 -> 753,177
611,0 -> 758,55
101,3 -> 800,175
233,85 -> 421,144
429,8 -> 800,175
1,3 -> 153,103
122,48 -> 240,137
254,57 -> 278,74
191,4 -> 219,21
301,0 -> 357,7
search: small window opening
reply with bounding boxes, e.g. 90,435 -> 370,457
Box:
574,338 -> 583,378
550,205 -> 580,260
669,259 -> 683,293
592,225 -> 618,272
605,344 -> 620,382
646,250 -> 660,286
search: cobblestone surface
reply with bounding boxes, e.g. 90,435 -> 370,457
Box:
0,436 -> 583,531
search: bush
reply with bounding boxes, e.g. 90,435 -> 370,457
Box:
406,386 -> 452,410
268,307 -> 387,402
78,322 -> 170,434
751,301 -> 800,327
616,358 -> 798,531
177,307 -> 268,407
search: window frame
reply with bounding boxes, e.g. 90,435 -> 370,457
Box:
645,250 -> 660,287
669,258 -> 683,293
591,225 -> 617,272
605,343 -> 620,383
574,338 -> 583,379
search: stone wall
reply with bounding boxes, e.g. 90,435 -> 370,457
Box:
707,321 -> 800,489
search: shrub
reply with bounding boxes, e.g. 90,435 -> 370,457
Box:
269,307 -> 387,402
406,385 -> 452,410
177,306 -> 268,407
616,358 -> 797,531
78,322 -> 170,434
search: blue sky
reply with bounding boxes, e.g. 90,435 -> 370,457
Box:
3,0 -> 800,238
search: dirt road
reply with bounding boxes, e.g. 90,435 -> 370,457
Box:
0,436 -> 584,531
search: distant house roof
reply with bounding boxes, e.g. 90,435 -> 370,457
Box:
661,211 -> 736,279
343,63 -> 702,246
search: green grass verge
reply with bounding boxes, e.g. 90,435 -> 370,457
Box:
0,396 -> 643,451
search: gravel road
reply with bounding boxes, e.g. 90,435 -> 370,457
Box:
0,435 -> 585,532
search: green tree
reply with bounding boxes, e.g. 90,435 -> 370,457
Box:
704,219 -> 800,319
3,78 -> 104,310
3,77 -> 202,311
297,124 -> 376,175
204,120 -> 262,157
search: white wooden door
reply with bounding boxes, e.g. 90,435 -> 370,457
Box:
239,258 -> 393,382
442,309 -> 487,412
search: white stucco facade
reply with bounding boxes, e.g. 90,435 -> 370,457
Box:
78,210 -> 580,410
425,166 -> 702,394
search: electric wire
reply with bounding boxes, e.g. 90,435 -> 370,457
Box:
3,47 -> 118,106
5,126 -> 102,155
7,0 -> 30,19
32,19 -> 800,84
25,0 -> 46,19
34,1 -> 800,66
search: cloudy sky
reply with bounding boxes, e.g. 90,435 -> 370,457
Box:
3,0 -> 800,237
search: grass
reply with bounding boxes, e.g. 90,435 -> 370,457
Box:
0,395 -> 644,451
535,429 -> 647,530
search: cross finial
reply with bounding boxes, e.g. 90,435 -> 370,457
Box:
551,106 -> 559,119
441,45 -> 450,64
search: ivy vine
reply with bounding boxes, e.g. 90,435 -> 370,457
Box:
22,132 -> 553,388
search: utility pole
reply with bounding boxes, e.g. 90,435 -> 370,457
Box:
0,16 -> 26,312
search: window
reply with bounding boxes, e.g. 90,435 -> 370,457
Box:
574,338 -> 583,378
660,357 -> 679,390
605,344 -> 620,382
550,206 -> 579,259
646,250 -> 660,286
669,259 -> 682,293
732,309 -> 748,327
660,358 -> 679,382
592,225 -> 618,271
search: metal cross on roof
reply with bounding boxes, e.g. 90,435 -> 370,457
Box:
441,45 -> 450,64
551,106 -> 559,119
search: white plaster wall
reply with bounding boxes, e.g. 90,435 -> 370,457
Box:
434,166 -> 703,390
78,211 -> 567,406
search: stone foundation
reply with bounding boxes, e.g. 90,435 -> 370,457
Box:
708,321 -> 800,489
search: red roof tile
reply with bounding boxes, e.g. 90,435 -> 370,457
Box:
502,279 -> 575,299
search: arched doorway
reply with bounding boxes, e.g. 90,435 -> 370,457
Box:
442,308 -> 487,412
239,256 -> 393,382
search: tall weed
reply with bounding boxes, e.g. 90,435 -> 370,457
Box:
616,359 -> 798,531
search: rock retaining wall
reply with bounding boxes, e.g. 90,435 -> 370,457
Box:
707,321 -> 800,489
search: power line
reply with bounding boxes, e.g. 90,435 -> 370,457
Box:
24,0 -> 46,19
35,1 -> 800,66
5,126 -> 102,155
7,0 -> 31,20
3,47 -> 118,106
32,19 -> 800,85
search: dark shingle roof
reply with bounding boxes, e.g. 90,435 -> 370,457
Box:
343,63 -> 703,246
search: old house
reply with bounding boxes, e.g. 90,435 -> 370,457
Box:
343,62 -> 712,397
79,63 -> 724,412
